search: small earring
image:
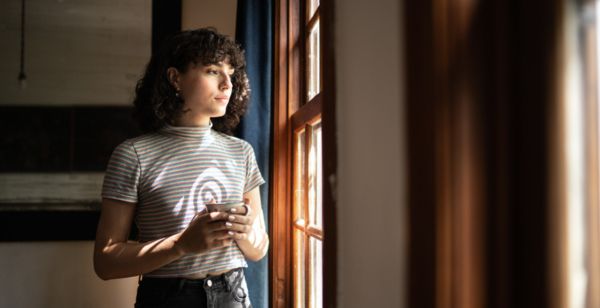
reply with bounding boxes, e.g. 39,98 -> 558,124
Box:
175,89 -> 181,98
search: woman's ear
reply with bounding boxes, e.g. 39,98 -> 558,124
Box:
166,67 -> 181,90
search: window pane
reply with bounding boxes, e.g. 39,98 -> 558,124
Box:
307,0 -> 320,21
294,129 -> 306,224
308,121 -> 323,230
307,19 -> 321,101
294,229 -> 306,307
309,237 -> 323,308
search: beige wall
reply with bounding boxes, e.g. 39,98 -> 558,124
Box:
0,0 -> 151,106
0,0 -> 147,306
335,0 -> 407,307
0,242 -> 137,308
181,0 -> 237,38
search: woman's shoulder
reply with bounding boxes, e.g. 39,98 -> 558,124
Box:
112,131 -> 165,154
212,131 -> 257,158
212,130 -> 250,147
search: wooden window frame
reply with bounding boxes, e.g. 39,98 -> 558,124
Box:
581,1 -> 600,306
271,0 -> 336,307
404,0 -> 566,307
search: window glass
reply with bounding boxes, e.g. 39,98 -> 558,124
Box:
294,229 -> 306,307
307,0 -> 320,21
307,20 -> 321,101
295,129 -> 307,224
308,121 -> 323,229
309,237 -> 323,308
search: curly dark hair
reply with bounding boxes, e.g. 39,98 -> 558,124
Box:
133,27 -> 250,135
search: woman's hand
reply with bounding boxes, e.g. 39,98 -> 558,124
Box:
174,211 -> 237,255
231,188 -> 270,261
95,199 -> 243,280
224,204 -> 254,242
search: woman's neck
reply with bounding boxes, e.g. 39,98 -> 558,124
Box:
172,114 -> 211,127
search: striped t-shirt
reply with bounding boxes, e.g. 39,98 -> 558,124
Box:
101,123 -> 265,277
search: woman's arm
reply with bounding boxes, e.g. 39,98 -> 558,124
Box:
93,198 -> 232,280
231,187 -> 270,261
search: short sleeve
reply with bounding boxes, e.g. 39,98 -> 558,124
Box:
243,142 -> 265,193
101,140 -> 141,203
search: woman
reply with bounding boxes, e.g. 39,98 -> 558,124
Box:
94,28 -> 268,308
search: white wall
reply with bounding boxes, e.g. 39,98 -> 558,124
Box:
335,0 -> 406,307
0,241 -> 137,308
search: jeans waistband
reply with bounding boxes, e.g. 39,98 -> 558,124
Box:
140,268 -> 243,290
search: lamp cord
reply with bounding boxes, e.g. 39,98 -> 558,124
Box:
18,0 -> 26,80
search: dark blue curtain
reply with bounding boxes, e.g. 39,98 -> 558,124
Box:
235,1 -> 273,308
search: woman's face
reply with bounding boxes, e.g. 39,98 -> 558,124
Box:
170,60 -> 234,124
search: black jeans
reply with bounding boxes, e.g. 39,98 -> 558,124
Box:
134,268 -> 252,308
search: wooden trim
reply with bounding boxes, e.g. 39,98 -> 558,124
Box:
293,224 -> 324,239
548,23 -> 568,308
306,226 -> 324,240
404,2 -> 438,307
405,0 -> 567,307
546,4 -> 569,308
320,0 -> 337,307
271,0 -> 292,307
434,1 -> 486,307
405,0 -> 489,307
306,8 -> 320,31
273,0 -> 336,306
303,122 -> 313,307
272,0 -> 302,307
292,94 -> 323,130
584,17 -> 600,308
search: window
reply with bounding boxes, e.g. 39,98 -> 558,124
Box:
292,1 -> 323,307
272,0 -> 332,307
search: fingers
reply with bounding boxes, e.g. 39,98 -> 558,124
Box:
211,230 -> 235,242
211,229 -> 246,243
223,215 -> 252,242
226,213 -> 251,225
212,238 -> 234,248
207,211 -> 229,221
228,205 -> 249,216
201,214 -> 250,237
182,210 -> 253,253
208,230 -> 248,247
227,232 -> 247,241
223,220 -> 251,233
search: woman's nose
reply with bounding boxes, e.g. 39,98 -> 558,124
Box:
220,74 -> 232,89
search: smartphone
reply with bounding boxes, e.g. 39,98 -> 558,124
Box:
205,201 -> 245,213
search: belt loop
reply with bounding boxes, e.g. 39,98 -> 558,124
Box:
177,279 -> 186,292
